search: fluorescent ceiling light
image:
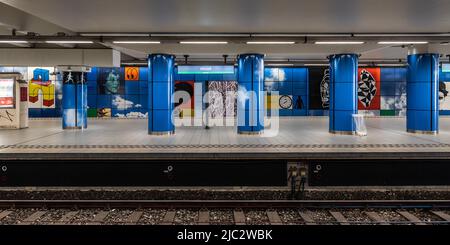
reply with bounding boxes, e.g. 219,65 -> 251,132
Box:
113,41 -> 160,44
304,64 -> 329,66
315,41 -> 365,45
46,41 -> 94,44
266,63 -> 294,66
179,41 -> 228,44
246,41 -> 295,44
0,40 -> 28,43
378,41 -> 428,44
154,33 -> 248,37
81,33 -> 149,37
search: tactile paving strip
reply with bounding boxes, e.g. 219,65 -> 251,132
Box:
1,143 -> 449,149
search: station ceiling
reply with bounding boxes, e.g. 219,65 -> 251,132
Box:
0,0 -> 450,63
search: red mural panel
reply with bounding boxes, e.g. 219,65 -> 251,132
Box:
358,68 -> 381,110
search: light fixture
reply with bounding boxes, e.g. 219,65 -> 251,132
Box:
303,64 -> 330,66
45,40 -> 94,44
266,63 -> 295,66
315,41 -> 365,45
179,41 -> 228,44
378,41 -> 429,44
113,41 -> 161,44
81,33 -> 150,37
246,41 -> 296,44
0,40 -> 28,43
154,33 -> 249,37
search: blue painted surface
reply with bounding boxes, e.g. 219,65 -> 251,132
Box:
62,81 -> 87,129
407,53 -> 439,132
148,54 -> 175,133
237,54 -> 265,133
329,54 -> 358,133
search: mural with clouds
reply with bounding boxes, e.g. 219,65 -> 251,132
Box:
1,65 -> 449,118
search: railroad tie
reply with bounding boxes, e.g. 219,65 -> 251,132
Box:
430,211 -> 450,222
161,211 -> 176,225
198,210 -> 210,225
329,211 -> 350,225
233,210 -> 246,225
397,211 -> 426,225
57,211 -> 80,224
126,211 -> 144,225
0,210 -> 13,221
298,211 -> 316,225
20,211 -> 47,225
266,211 -> 283,225
89,211 -> 109,225
365,211 -> 390,225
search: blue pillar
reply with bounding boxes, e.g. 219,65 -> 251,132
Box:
148,54 -> 175,135
329,54 -> 358,134
237,54 -> 265,134
62,71 -> 87,129
407,53 -> 439,134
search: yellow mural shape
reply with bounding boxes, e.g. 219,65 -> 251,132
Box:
29,80 -> 55,107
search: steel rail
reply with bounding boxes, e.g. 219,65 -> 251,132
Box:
0,199 -> 450,209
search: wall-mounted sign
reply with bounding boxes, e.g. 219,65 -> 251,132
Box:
443,63 -> 450,73
0,78 -> 14,108
177,65 -> 234,75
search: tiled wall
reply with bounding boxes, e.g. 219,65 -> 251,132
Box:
1,65 -> 449,118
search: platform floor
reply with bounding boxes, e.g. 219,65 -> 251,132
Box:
1,117 -> 450,159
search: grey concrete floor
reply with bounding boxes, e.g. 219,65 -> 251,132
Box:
0,117 -> 450,155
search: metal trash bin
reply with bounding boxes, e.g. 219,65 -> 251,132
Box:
352,114 -> 367,136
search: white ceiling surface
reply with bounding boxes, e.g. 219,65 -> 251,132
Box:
2,0 -> 450,33
1,0 -> 450,60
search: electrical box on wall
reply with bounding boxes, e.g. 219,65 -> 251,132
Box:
0,73 -> 28,129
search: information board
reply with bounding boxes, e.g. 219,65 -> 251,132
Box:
0,78 -> 14,108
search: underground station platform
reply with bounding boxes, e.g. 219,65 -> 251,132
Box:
1,117 -> 450,187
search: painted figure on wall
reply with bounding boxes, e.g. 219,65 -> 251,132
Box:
320,69 -> 330,109
28,68 -> 55,108
439,81 -> 450,110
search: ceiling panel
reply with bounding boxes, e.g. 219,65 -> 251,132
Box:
1,0 -> 449,33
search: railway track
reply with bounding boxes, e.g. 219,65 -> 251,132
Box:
0,200 -> 449,225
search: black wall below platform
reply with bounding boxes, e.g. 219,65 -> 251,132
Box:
0,160 -> 287,187
309,160 -> 450,186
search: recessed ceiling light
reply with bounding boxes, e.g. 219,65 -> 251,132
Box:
378,41 -> 429,44
113,41 -> 161,44
0,40 -> 28,43
246,41 -> 296,44
45,41 -> 94,44
179,41 -> 228,44
315,41 -> 365,45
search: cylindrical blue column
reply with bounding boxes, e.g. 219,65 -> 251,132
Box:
407,53 -> 439,134
148,54 -> 175,135
62,72 -> 87,129
237,54 -> 264,134
329,54 -> 358,134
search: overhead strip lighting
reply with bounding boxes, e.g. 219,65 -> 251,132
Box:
315,41 -> 365,45
266,63 -> 295,66
179,41 -> 228,44
378,41 -> 429,45
0,40 -> 28,44
81,33 -> 150,37
246,41 -> 295,44
45,41 -> 94,44
113,41 -> 161,44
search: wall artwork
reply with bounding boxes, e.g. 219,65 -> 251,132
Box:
98,68 -> 124,95
439,81 -> 450,110
308,67 -> 330,110
207,81 -> 238,118
174,81 -> 194,118
28,67 -> 56,108
358,68 -> 381,110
